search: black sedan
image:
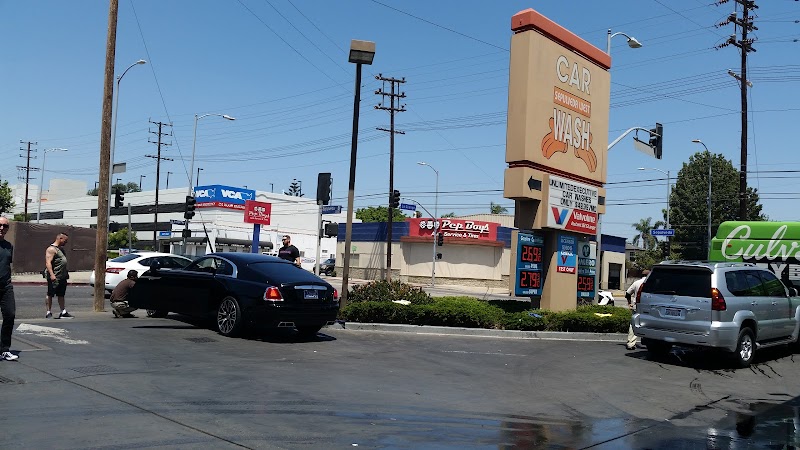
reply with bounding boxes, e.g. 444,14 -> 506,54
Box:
129,253 -> 339,338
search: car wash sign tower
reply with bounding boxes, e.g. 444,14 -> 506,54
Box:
504,8 -> 611,311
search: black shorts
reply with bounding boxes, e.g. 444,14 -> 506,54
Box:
47,278 -> 68,297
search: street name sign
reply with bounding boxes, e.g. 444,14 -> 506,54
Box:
399,203 -> 416,212
650,228 -> 675,237
321,205 -> 342,214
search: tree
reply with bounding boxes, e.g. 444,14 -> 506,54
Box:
356,206 -> 406,222
490,202 -> 508,214
440,212 -> 457,218
670,151 -> 765,260
0,180 -> 14,214
88,181 -> 140,196
13,213 -> 30,222
631,217 -> 664,250
108,228 -> 137,250
286,179 -> 303,197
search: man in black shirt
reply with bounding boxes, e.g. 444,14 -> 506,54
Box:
0,217 -> 18,361
277,234 -> 301,266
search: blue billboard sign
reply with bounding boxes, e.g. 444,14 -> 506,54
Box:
194,185 -> 256,210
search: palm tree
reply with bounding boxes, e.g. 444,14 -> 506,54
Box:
632,217 -> 664,250
490,202 -> 508,214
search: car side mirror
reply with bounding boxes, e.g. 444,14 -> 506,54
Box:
149,259 -> 162,273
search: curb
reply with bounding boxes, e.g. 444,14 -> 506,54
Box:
331,322 -> 627,342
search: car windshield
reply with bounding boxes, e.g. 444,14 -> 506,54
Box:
110,254 -> 141,263
323,259 -> 335,264
641,267 -> 711,297
248,261 -> 325,282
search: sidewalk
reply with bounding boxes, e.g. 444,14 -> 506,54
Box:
12,270 -> 92,286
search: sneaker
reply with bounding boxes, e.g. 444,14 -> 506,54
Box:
112,310 -> 121,318
59,311 -> 73,319
45,312 -> 52,319
1,351 -> 19,361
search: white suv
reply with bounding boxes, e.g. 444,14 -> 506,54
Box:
632,261 -> 800,367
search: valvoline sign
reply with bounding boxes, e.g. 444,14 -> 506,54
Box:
195,185 -> 256,210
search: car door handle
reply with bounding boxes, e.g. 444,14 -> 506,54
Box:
751,301 -> 758,306
772,301 -> 778,305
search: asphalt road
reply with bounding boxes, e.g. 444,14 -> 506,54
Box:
10,286 -> 100,320
2,309 -> 800,449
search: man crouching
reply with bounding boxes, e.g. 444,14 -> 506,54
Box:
110,270 -> 138,318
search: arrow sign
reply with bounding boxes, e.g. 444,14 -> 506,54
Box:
399,203 -> 416,212
527,176 -> 541,191
650,228 -> 675,237
321,205 -> 342,214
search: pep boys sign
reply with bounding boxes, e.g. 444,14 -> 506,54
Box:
408,218 -> 498,242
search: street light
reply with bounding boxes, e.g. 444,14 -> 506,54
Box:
607,29 -> 642,55
594,29 -> 643,298
37,148 -> 68,223
417,161 -> 439,286
189,113 -> 235,191
196,168 -> 203,187
341,39 -> 376,309
638,167 -> 670,253
692,139 -> 713,257
110,59 -> 146,209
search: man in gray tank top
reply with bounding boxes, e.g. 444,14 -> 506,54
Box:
45,232 -> 71,319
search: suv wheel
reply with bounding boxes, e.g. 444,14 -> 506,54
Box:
642,338 -> 672,357
734,327 -> 755,367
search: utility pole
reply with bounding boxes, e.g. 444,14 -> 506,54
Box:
17,141 -> 38,221
95,0 -> 118,311
375,74 -> 406,281
146,120 -> 173,250
717,0 -> 757,220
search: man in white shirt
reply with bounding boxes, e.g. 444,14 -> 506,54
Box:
625,269 -> 650,350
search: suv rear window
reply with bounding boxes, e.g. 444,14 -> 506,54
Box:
641,267 -> 711,298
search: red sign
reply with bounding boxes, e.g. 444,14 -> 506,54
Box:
198,201 -> 248,210
243,200 -> 272,225
407,218 -> 498,242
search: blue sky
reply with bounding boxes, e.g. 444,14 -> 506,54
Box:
1,1 -> 798,241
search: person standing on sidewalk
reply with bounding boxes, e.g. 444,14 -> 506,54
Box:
278,234 -> 301,266
625,269 -> 649,350
45,232 -> 72,319
0,217 -> 19,361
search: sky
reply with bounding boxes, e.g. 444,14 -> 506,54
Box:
1,0 -> 799,241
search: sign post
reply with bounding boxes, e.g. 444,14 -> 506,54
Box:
243,200 -> 272,253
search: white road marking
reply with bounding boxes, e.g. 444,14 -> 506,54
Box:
15,323 -> 89,345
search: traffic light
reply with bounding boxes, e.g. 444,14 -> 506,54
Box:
184,195 -> 197,220
316,172 -> 332,205
389,190 -> 400,209
324,222 -> 338,237
181,228 -> 191,239
109,222 -> 120,233
114,188 -> 124,208
437,232 -> 444,246
649,122 -> 663,160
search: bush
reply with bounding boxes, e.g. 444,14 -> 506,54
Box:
347,280 -> 433,305
339,297 -> 632,334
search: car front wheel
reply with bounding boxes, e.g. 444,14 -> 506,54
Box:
734,327 -> 755,367
217,296 -> 244,337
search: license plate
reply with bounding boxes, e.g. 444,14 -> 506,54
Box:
303,290 -> 319,300
663,307 -> 682,318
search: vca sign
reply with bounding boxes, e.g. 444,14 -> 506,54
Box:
195,185 -> 256,210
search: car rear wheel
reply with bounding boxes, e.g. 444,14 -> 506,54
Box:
146,309 -> 168,318
217,296 -> 244,337
642,338 -> 672,357
733,327 -> 755,367
296,325 -> 323,338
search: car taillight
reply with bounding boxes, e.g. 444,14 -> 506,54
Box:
106,268 -> 123,274
636,283 -> 645,304
711,288 -> 727,311
264,287 -> 283,302
333,288 -> 339,301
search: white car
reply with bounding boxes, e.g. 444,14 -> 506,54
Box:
597,290 -> 615,306
89,252 -> 193,293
